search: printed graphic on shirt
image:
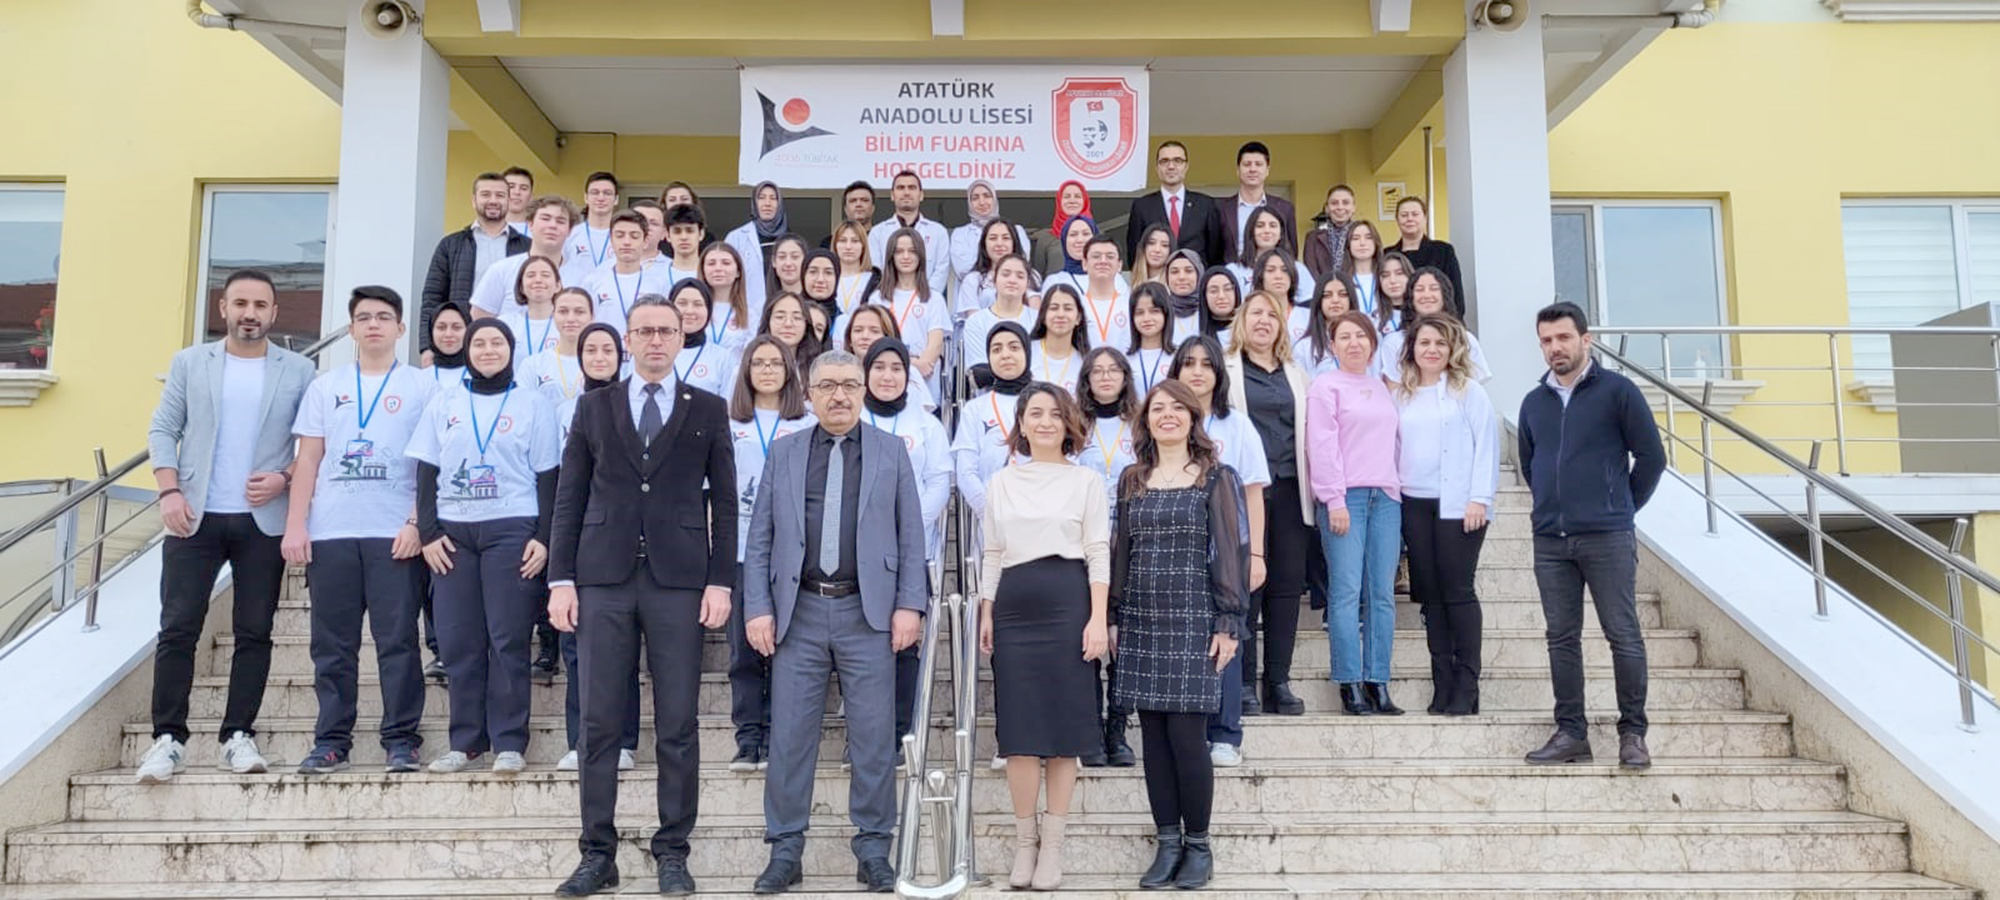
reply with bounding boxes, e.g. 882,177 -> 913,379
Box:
337,439 -> 392,481
448,461 -> 503,501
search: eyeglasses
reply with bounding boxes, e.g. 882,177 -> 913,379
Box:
1088,366 -> 1124,378
812,380 -> 865,394
629,327 -> 681,342
1157,157 -> 1187,166
351,312 -> 398,325
748,359 -> 788,371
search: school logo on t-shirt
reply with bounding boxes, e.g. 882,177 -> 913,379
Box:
447,461 -> 501,500
496,415 -> 515,434
334,439 -> 391,482
1052,78 -> 1138,179
384,396 -> 403,414
901,434 -> 917,452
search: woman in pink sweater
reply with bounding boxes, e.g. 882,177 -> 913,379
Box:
1305,311 -> 1404,715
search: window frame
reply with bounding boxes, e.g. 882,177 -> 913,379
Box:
1839,196 -> 2000,314
0,183 -> 65,372
1552,198 -> 1732,371
192,183 -> 338,346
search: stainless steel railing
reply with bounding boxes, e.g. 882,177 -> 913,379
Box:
1596,342 -> 2000,731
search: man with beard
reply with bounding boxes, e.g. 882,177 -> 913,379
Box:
422,172 -> 529,357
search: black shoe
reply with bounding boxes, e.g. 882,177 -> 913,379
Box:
1104,716 -> 1137,767
1241,690 -> 1262,716
1138,825 -> 1183,889
752,858 -> 802,894
856,857 -> 896,892
1525,731 -> 1594,766
531,631 -> 560,685
1427,660 -> 1454,715
554,854 -> 619,897
656,855 -> 696,896
1265,682 -> 1305,716
424,657 -> 448,684
730,744 -> 760,773
1364,682 -> 1404,716
1619,733 -> 1652,769
1442,676 -> 1480,717
1173,831 -> 1213,890
1338,683 -> 1375,716
1082,745 -> 1110,767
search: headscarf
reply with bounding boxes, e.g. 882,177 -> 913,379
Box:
462,319 -> 516,395
575,322 -> 624,393
862,337 -> 912,416
1199,265 -> 1242,336
750,180 -> 788,242
801,248 -> 842,322
986,322 -> 1033,396
671,278 -> 713,349
965,180 -> 1000,231
1165,249 -> 1205,319
1059,215 -> 1097,277
429,301 -> 469,369
1050,179 -> 1093,233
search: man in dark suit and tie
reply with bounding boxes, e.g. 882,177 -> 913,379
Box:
547,294 -> 737,897
741,349 -> 928,894
1125,140 -> 1226,267
1215,140 -> 1299,265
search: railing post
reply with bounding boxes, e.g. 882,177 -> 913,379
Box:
89,447 -> 111,592
1806,442 -> 1830,621
1661,334 -> 1679,470
50,481 -> 78,613
1944,518 -> 1979,733
1827,332 -> 1849,476
1700,381 -> 1718,537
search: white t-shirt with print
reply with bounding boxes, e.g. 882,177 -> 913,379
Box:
406,385 -> 561,523
865,407 -> 952,560
293,363 -> 438,540
729,410 -> 818,560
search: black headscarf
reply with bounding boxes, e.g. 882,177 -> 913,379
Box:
1166,249 -> 1205,319
671,279 -> 712,349
802,248 -> 842,322
575,322 -> 624,393
751,181 -> 789,242
462,319 -> 516,395
862,337 -> 911,416
987,322 -> 1033,396
429,301 -> 469,369
1199,265 -> 1242,337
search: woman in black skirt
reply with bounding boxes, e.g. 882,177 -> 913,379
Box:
978,382 -> 1111,891
1111,379 -> 1249,890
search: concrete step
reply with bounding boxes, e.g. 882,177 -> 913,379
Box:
1,811 -> 1911,883
121,710 -> 1796,769
66,757 -> 1848,823
0,871 -> 1972,900
190,665 -> 1743,721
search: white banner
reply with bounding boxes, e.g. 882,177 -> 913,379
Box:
738,66 -> 1150,191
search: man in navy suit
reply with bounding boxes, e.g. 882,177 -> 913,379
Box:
1126,140 -> 1227,267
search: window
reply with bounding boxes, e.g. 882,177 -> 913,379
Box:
195,186 -> 335,352
1551,201 -> 1729,375
0,186 -> 64,371
1841,200 -> 2000,374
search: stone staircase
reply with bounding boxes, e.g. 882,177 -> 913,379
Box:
0,483 -> 1975,899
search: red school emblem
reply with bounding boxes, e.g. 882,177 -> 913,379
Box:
384,396 -> 403,414
1051,78 -> 1138,179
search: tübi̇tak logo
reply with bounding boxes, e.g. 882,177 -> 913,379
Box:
758,91 -> 832,157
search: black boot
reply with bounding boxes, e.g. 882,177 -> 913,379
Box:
531,625 -> 560,685
1264,682 -> 1305,716
1364,682 -> 1404,716
1443,602 -> 1484,716
1137,825 -> 1183,889
1104,713 -> 1137,767
1443,672 -> 1480,716
1339,683 -> 1375,716
1427,659 -> 1454,715
1173,831 -> 1213,889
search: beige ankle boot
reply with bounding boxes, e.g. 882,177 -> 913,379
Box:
1010,814 -> 1039,888
1031,812 -> 1067,890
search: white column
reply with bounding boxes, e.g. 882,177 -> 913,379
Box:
324,0 -> 449,364
1444,10 -> 1557,412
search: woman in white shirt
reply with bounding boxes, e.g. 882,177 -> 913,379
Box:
1372,251 -> 1414,337
724,336 -> 817,768
841,304 -> 937,414
520,287 -> 595,407
800,249 -> 842,331
949,181 -> 1031,295
1294,273 -> 1358,379
664,281 -> 735,398
1074,346 -> 1141,767
756,291 -> 825,383
978,382 -> 1110,892
699,242 -> 757,355
764,234 -> 810,301
963,254 -> 1039,382
1391,314 -> 1498,716
1229,209 -> 1312,308
723,180 -> 789,314
870,227 -> 950,395
1337,221 -> 1386,319
426,301 -> 470,388
829,220 -> 880,318
1029,284 -> 1090,394
952,322 -> 1033,520
1372,268 -> 1491,383
499,255 -> 563,357
1247,248 -> 1314,345
955,218 -> 1037,317
1198,267 -> 1242,348
1129,223 -> 1174,285
1125,283 -> 1179,397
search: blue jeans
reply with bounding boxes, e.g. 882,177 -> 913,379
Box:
1320,488 -> 1401,684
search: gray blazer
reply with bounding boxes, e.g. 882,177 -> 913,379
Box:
147,340 -> 315,537
744,423 -> 928,644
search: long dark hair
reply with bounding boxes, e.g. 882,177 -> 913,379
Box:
1407,265 -> 1463,323
1031,283 -> 1092,357
1168,334 -> 1232,418
1120,379 -> 1219,501
1126,282 -> 1177,353
1306,271 -> 1360,367
1198,266 -> 1241,337
976,218 -> 1025,276
1251,247 -> 1303,306
757,291 -> 825,376
1236,206 -> 1297,268
764,233 -> 811,297
1076,346 -> 1138,421
729,335 -> 808,422
879,227 -> 932,306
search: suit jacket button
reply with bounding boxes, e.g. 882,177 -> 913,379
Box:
642,453 -> 649,461
641,484 -> 651,493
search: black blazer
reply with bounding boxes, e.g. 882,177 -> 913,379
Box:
1216,194 -> 1299,265
421,226 -> 529,351
1126,189 -> 1227,269
550,378 -> 737,591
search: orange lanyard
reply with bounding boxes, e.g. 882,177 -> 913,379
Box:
1041,344 -> 1072,384
1095,419 -> 1126,470
554,352 -> 579,398
893,289 -> 922,333
989,393 -> 1011,443
1085,290 -> 1117,346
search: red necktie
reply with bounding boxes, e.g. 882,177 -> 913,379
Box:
1168,195 -> 1182,238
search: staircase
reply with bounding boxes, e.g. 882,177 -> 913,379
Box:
0,482 -> 1975,899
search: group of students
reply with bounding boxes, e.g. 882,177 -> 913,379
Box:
136,144 -> 1668,897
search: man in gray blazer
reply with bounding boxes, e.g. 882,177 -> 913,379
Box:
135,269 -> 316,784
743,350 -> 928,894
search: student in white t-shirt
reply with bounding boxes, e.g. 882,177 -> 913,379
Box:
1163,249 -> 1206,340
469,196 -> 576,318
1125,282 -> 1180,398
1200,266 -> 1243,349
497,255 -> 563,357
425,301 -> 471,390
565,171 -> 620,276
1372,268 -> 1491,384
666,281 -> 735,398
405,318 -> 561,776
649,203 -> 706,288
520,287 -> 596,409
951,215 -> 1034,317
829,220 -> 880,319
722,336 -> 818,767
869,226 -> 950,396
962,254 -> 1039,377
556,323 -> 623,443
1241,247 -> 1315,346
1073,235 -> 1133,353
765,234 -> 810,304
699,242 -> 757,357
1028,283 -> 1089,395
283,286 -> 438,775
951,322 -> 1033,521
1295,272 -> 1359,380
1074,347 -> 1139,518
1229,208 -> 1313,308
581,210 -> 656,336
839,304 -> 937,413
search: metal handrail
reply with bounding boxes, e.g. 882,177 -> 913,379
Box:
1595,342 -> 1999,730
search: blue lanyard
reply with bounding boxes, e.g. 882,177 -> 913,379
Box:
517,313 -> 550,355
1137,349 -> 1162,394
585,225 -> 609,267
867,408 -> 900,434
614,269 -> 644,319
675,343 -> 708,383
708,306 -> 732,346
353,361 -> 396,435
468,386 -> 512,464
752,413 -> 778,458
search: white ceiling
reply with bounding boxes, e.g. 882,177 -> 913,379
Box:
499,55 -> 1429,137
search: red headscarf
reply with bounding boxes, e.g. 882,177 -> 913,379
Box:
1051,180 -> 1093,233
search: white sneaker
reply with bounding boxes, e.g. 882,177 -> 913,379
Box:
135,735 -> 185,784
556,750 -> 579,771
492,751 -> 527,776
619,749 -> 636,771
428,750 -> 472,773
990,753 -> 1007,771
219,731 -> 269,774
1209,742 -> 1243,768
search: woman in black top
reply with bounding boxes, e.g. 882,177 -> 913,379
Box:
1392,197 -> 1466,317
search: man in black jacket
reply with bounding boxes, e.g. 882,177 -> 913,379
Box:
420,172 -> 528,356
547,295 -> 737,897
1126,141 -> 1225,267
1215,141 -> 1298,264
1517,302 -> 1666,771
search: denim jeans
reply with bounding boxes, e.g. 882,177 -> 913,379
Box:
1533,530 -> 1649,739
1320,487 -> 1401,684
